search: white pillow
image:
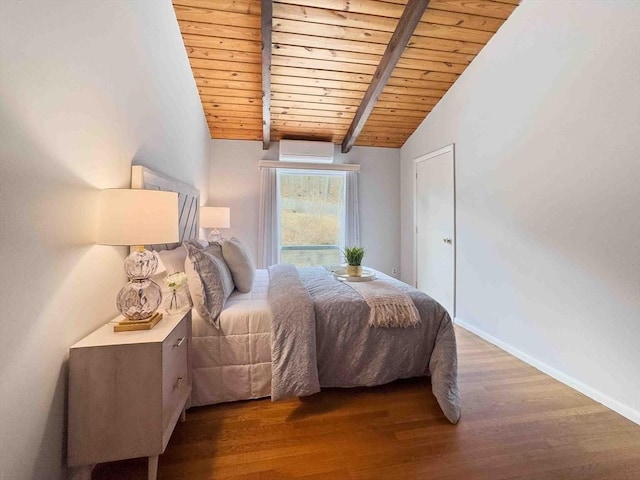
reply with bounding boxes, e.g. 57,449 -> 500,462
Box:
185,244 -> 234,327
221,237 -> 256,293
157,245 -> 187,275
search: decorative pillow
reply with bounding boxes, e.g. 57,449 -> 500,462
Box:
184,238 -> 208,250
157,245 -> 187,275
203,241 -> 224,260
184,244 -> 234,327
221,237 -> 256,293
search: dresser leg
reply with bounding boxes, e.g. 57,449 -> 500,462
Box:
148,455 -> 159,480
180,406 -> 187,423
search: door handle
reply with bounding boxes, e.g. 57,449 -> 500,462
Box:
443,238 -> 452,244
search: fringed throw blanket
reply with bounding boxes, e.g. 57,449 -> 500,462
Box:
344,280 -> 420,328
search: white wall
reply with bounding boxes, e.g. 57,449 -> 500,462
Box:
0,2 -> 211,479
401,0 -> 640,421
209,140 -> 401,275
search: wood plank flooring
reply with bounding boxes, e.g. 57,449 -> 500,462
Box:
93,326 -> 640,479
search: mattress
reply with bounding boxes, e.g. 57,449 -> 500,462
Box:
190,269 -> 272,406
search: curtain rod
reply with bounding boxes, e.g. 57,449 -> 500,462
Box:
259,160 -> 360,172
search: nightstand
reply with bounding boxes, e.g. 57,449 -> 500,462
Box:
67,311 -> 191,480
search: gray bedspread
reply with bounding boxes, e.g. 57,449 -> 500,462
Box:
268,264 -> 461,424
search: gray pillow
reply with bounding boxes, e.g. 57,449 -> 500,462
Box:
221,237 -> 256,293
203,241 -> 224,260
184,239 -> 208,249
185,244 -> 234,327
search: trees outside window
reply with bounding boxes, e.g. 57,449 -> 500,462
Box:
278,170 -> 346,267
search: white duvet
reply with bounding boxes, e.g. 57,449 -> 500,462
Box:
190,269 -> 273,406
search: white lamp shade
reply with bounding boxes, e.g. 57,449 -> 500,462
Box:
97,189 -> 179,246
200,207 -> 230,229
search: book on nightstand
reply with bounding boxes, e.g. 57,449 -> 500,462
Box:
113,312 -> 163,332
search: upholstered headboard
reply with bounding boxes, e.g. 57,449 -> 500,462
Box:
131,165 -> 199,251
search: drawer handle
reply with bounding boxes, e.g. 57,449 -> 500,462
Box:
174,337 -> 186,348
174,376 -> 184,390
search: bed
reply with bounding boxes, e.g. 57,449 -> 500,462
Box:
189,264 -> 460,424
134,166 -> 461,424
190,269 -> 272,406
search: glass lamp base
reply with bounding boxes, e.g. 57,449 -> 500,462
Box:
207,229 -> 222,243
124,248 -> 158,280
116,279 -> 162,321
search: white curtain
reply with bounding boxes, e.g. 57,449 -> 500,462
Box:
258,167 -> 280,268
344,170 -> 360,247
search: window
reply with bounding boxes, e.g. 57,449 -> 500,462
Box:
278,169 -> 346,267
258,166 -> 358,269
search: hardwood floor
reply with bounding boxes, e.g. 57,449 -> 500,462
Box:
93,326 -> 640,479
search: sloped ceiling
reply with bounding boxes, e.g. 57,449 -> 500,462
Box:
173,0 -> 519,149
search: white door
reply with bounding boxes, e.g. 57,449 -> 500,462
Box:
415,145 -> 455,316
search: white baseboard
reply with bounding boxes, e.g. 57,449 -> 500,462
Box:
454,317 -> 640,425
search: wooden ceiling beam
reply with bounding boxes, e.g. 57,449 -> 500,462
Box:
341,0 -> 431,153
261,0 -> 272,149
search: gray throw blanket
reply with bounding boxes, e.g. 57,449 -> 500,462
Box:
268,265 -> 461,424
268,264 -> 320,401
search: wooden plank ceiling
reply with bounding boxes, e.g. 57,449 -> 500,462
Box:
173,0 -> 519,149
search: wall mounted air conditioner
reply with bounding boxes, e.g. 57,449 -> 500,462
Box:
279,140 -> 334,163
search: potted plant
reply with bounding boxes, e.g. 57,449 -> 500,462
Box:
343,246 -> 365,277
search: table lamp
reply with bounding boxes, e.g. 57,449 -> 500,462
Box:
199,206 -> 230,243
98,189 -> 179,321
